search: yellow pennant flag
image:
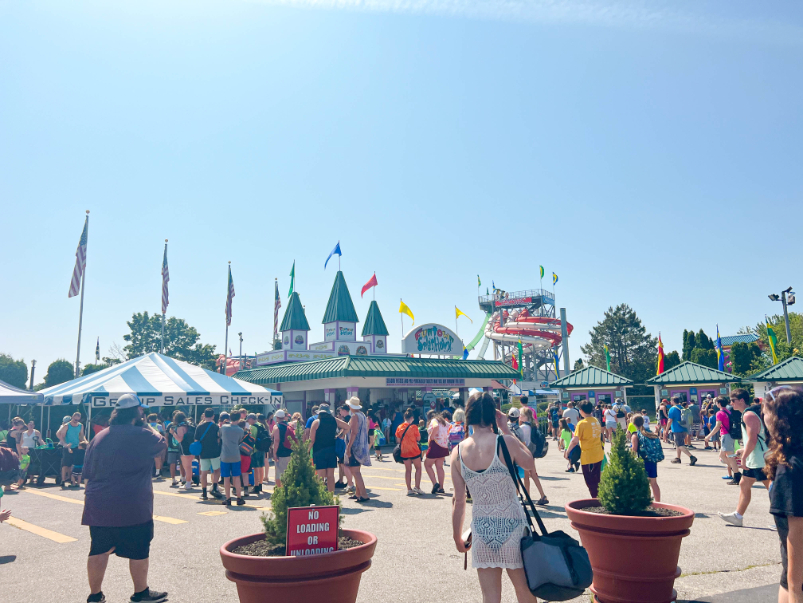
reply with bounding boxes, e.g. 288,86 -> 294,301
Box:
455,306 -> 473,323
399,300 -> 414,324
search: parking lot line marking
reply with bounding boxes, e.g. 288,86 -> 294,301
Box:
22,489 -> 185,524
365,486 -> 402,492
198,511 -> 228,516
5,517 -> 77,543
362,474 -> 406,481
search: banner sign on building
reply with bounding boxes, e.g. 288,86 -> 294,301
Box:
495,296 -> 532,307
286,505 -> 339,557
386,378 -> 465,387
401,323 -> 463,356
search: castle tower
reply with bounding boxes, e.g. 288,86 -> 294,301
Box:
322,271 -> 359,343
362,301 -> 389,354
280,291 -> 310,351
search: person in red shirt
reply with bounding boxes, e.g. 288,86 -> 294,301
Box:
396,409 -> 422,496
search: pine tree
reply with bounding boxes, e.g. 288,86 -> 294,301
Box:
598,427 -> 651,515
261,422 -> 340,546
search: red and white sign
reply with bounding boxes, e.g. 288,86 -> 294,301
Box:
286,506 -> 339,557
495,296 -> 532,307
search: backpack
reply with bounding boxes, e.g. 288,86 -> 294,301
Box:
278,422 -> 298,451
614,405 -> 626,419
637,431 -> 664,463
724,407 -> 742,441
679,407 -> 691,428
528,425 -> 549,459
0,447 -> 20,486
239,431 -> 255,457
255,424 -> 272,452
448,423 -> 465,449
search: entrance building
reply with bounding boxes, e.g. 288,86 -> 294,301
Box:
550,366 -> 633,407
647,361 -> 740,405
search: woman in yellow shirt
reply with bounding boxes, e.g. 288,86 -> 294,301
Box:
564,400 -> 605,498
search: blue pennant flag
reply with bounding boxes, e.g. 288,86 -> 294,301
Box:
324,241 -> 342,270
462,347 -> 469,360
553,350 -> 561,378
716,325 -> 725,371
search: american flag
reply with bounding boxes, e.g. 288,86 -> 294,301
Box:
68,217 -> 88,298
273,279 -> 281,341
225,265 -> 235,326
161,242 -> 170,314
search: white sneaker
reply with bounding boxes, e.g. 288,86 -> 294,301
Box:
413,487 -> 424,495
183,482 -> 193,491
718,511 -> 743,527
407,489 -> 417,496
346,485 -> 356,494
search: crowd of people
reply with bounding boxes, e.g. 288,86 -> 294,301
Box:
1,386 -> 801,603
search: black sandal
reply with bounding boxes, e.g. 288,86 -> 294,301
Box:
356,497 -> 370,503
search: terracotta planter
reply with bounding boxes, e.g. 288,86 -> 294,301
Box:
565,500 -> 694,603
220,529 -> 377,603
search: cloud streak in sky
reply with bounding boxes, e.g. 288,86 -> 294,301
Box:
248,0 -> 803,46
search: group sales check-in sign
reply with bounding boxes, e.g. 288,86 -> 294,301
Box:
286,506 -> 339,557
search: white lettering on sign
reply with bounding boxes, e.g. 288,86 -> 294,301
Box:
296,522 -> 330,534
291,548 -> 335,556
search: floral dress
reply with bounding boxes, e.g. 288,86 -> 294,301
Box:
458,441 -> 527,569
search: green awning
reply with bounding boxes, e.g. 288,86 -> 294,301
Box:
551,366 -> 633,388
647,361 -> 740,385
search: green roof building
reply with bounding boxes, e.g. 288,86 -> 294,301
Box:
322,271 -> 360,324
647,361 -> 740,405
550,366 -> 633,406
279,292 -> 310,351
362,300 -> 389,354
748,357 -> 803,400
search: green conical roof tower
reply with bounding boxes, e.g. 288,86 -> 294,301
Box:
322,271 -> 360,324
280,292 -> 310,331
362,301 -> 389,336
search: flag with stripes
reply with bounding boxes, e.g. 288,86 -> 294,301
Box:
161,243 -> 170,315
95,337 -> 100,363
273,279 -> 281,338
68,218 -> 88,298
225,265 -> 235,326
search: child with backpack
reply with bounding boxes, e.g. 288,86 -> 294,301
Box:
630,415 -> 663,502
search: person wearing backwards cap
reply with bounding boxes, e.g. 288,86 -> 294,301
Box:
82,394 -> 168,603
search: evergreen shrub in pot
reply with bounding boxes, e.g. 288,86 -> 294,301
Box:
565,428 -> 694,603
219,422 -> 377,603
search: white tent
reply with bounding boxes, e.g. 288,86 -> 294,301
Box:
40,352 -> 282,409
0,379 -> 42,405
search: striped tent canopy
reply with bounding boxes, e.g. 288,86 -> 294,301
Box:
0,379 -> 43,405
40,352 -> 282,408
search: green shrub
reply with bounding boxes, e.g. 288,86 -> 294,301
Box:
261,422 -> 341,546
598,427 -> 651,515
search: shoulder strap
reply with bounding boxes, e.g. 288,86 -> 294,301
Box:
195,423 -> 213,443
497,435 -> 548,537
400,423 -> 413,441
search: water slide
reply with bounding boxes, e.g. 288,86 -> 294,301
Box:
485,308 -> 573,353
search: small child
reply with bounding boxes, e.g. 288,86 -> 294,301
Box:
418,420 -> 428,451
558,418 -> 571,452
707,409 -> 720,451
70,441 -> 87,487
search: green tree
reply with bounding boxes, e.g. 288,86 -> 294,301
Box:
0,354 -> 28,389
664,350 -> 681,371
682,330 -> 696,362
573,358 -> 585,371
261,422 -> 339,547
598,427 -> 651,515
691,348 -> 718,369
44,359 -> 75,387
580,304 -> 657,383
123,312 -> 217,370
730,342 -> 762,376
81,363 -> 107,376
748,312 -> 803,371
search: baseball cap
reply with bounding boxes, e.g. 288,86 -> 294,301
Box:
219,412 -> 230,421
274,409 -> 286,419
115,394 -> 148,409
508,408 -> 520,418
247,413 -> 257,420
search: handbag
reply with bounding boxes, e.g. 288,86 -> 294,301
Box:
189,423 -> 213,457
392,424 -> 414,464
498,436 -> 593,601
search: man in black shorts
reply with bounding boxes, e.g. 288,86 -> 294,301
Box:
82,394 -> 168,603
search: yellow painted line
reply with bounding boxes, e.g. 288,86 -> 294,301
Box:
362,475 -> 406,481
364,486 -> 402,492
6,517 -> 77,543
198,511 -> 228,516
23,489 -> 185,525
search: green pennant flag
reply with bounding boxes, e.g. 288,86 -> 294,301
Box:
477,274 -> 481,287
604,345 -> 611,372
288,261 -> 295,298
767,322 -> 779,365
517,340 -> 524,377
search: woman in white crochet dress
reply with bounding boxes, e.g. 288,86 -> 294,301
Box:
451,392 -> 538,603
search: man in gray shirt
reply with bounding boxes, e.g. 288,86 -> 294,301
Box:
218,412 -> 245,506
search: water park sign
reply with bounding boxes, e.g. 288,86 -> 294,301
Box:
495,296 -> 532,307
401,323 -> 463,356
286,506 -> 339,557
386,378 -> 465,386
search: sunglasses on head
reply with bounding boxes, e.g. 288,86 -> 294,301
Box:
767,385 -> 796,402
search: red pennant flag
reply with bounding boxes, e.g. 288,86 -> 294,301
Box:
361,273 -> 378,298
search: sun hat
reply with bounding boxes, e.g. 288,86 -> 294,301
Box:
347,397 -> 362,410
62,416 -> 72,424
318,403 -> 331,413
508,408 -> 520,418
274,409 -> 286,419
115,394 -> 148,409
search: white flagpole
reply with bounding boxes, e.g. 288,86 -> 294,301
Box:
223,261 -> 230,374
161,239 -> 168,355
74,210 -> 89,378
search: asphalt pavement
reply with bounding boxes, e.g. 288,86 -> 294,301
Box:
0,437 -> 783,603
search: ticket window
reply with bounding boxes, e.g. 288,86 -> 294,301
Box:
572,394 -> 587,402
597,394 -> 611,405
672,392 -> 688,403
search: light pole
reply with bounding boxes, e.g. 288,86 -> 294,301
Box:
768,286 -> 795,343
29,360 -> 36,391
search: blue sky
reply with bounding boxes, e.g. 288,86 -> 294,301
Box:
1,1 -> 801,384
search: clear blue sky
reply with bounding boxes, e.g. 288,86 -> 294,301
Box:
1,1 -> 801,384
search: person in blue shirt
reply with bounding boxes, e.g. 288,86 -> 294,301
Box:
304,406 -> 320,440
667,397 -> 697,466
